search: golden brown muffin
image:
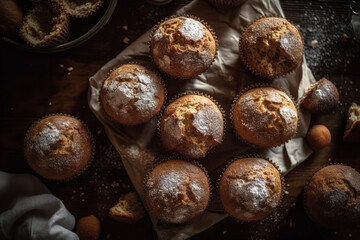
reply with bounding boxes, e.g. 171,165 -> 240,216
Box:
239,16 -> 303,79
150,16 -> 217,79
233,87 -> 298,147
24,115 -> 94,180
19,2 -> 70,47
300,78 -> 339,114
76,215 -> 101,240
100,64 -> 165,125
0,0 -> 23,37
109,192 -> 146,223
143,159 -> 210,224
160,94 -> 224,159
219,157 -> 282,221
304,165 -> 360,230
343,103 -> 360,142
206,0 -> 246,8
54,0 -> 104,18
306,124 -> 331,151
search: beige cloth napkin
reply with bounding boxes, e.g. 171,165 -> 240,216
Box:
89,0 -> 315,239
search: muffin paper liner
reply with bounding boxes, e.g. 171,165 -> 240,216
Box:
20,2 -> 71,47
54,0 -> 104,18
238,15 -> 304,80
230,83 -> 300,148
157,91 -> 226,159
98,61 -> 167,126
24,113 -> 95,181
149,14 -> 218,80
142,157 -> 212,225
88,0 -> 316,238
216,154 -> 285,223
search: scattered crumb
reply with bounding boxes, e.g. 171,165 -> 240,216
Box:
222,230 -> 227,235
97,129 -> 102,135
48,102 -> 52,106
349,233 -> 352,237
310,39 -> 318,48
122,25 -> 128,31
67,67 -> 74,72
123,37 -> 130,44
59,64 -> 64,68
284,190 -> 289,195
341,33 -> 349,43
67,72 -> 71,76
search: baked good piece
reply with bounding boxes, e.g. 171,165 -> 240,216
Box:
76,215 -> 101,240
233,87 -> 298,147
150,16 -> 217,79
143,159 -> 210,224
304,165 -> 360,230
0,0 -> 23,37
239,16 -> 303,78
206,0 -> 246,8
19,2 -> 70,47
306,124 -> 331,151
100,64 -> 165,125
300,78 -> 339,114
109,192 -> 146,223
343,103 -> 360,142
54,0 -> 104,18
219,157 -> 282,221
160,94 -> 224,158
24,114 -> 94,180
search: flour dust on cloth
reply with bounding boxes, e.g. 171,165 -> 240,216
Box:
89,0 -> 316,239
0,171 -> 79,240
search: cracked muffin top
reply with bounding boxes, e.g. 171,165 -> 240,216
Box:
219,157 -> 282,221
239,16 -> 303,78
150,16 -> 217,79
160,94 -> 224,159
305,165 -> 360,230
24,115 -> 94,180
233,87 -> 298,147
100,64 -> 165,125
143,159 -> 210,224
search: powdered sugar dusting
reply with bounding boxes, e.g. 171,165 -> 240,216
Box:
280,106 -> 297,125
31,122 -> 61,157
179,18 -> 204,41
103,66 -> 162,119
192,105 -> 223,139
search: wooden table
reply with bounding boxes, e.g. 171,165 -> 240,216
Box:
1,0 -> 359,239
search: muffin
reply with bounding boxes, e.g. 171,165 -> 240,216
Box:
300,78 -> 339,114
239,16 -> 303,79
304,165 -> 360,230
306,125 -> 331,151
160,94 -> 224,159
219,157 -> 283,221
233,87 -> 298,147
24,115 -> 94,180
0,0 -> 23,37
150,16 -> 217,79
343,102 -> 360,142
109,192 -> 146,223
143,159 -> 210,224
206,0 -> 246,8
100,64 -> 165,125
19,2 -> 70,47
54,0 -> 104,18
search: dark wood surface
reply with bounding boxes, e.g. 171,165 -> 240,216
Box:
1,0 -> 360,239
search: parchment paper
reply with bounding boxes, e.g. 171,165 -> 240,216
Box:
89,0 -> 316,239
